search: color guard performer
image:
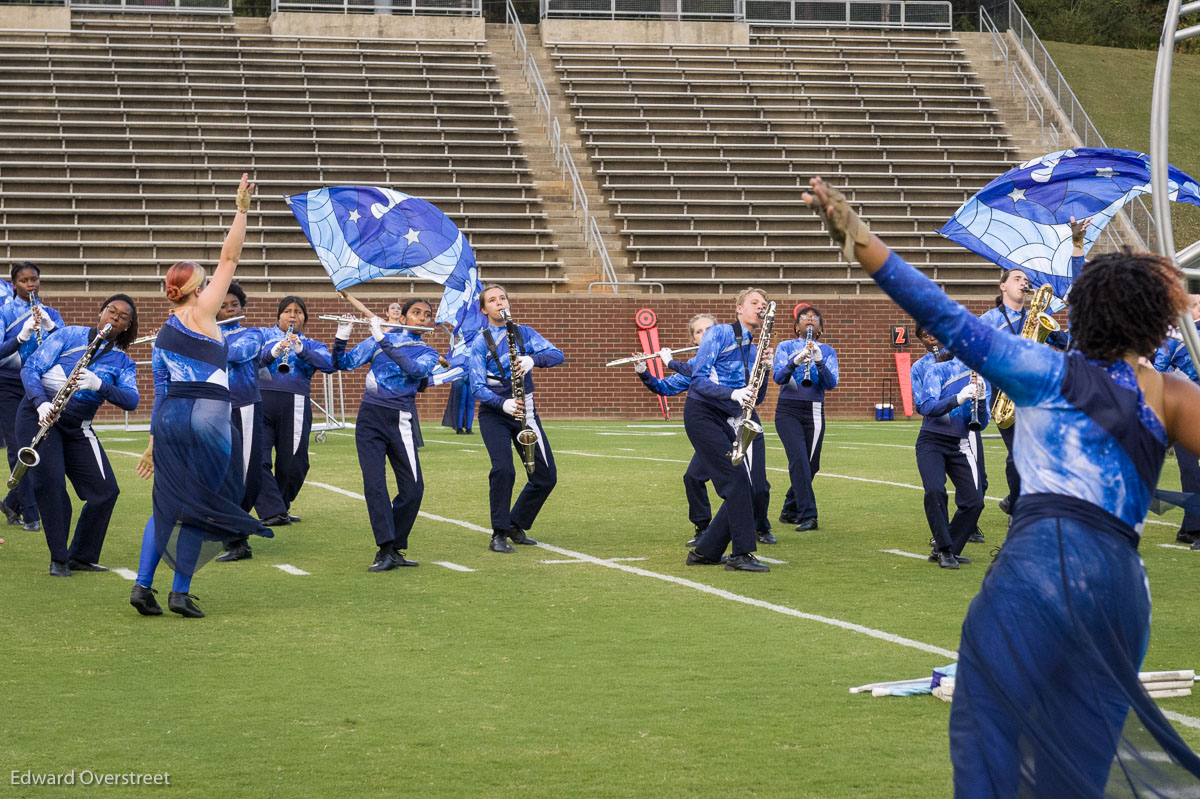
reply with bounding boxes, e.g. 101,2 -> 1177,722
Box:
333,299 -> 439,571
683,289 -> 773,572
254,297 -> 335,527
1153,292 -> 1200,550
17,296 -> 140,576
468,285 -> 563,553
772,304 -> 838,532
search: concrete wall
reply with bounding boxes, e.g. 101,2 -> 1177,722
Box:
269,11 -> 485,41
540,18 -> 749,45
0,6 -> 70,31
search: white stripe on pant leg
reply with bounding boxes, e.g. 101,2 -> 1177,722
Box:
959,436 -> 980,491
810,401 -> 823,460
292,394 -> 304,455
81,420 -> 106,478
398,410 -> 418,478
239,404 -> 254,480
525,395 -> 549,466
970,430 -> 983,492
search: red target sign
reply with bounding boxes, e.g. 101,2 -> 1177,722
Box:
635,308 -> 657,330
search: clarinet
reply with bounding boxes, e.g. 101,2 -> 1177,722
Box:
799,324 -> 817,388
30,291 -> 43,347
8,324 -> 113,489
500,309 -> 538,477
968,371 -> 983,432
729,302 -> 776,466
277,323 -> 294,375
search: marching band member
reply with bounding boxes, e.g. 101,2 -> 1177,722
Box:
253,296 -> 335,528
1153,293 -> 1200,550
683,289 -> 773,572
17,296 -> 139,576
909,326 -> 988,570
215,283 -> 265,563
385,302 -> 405,325
634,313 -> 715,546
772,303 -> 838,532
0,261 -> 64,533
468,284 -> 563,553
131,174 -> 271,618
334,298 -> 439,571
804,176 -> 1200,793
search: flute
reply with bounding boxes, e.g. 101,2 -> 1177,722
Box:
605,345 -> 699,367
130,316 -> 244,346
317,314 -> 434,333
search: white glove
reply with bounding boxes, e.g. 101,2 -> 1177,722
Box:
369,316 -> 384,342
16,316 -> 36,343
336,322 -> 354,341
41,315 -> 56,332
502,398 -> 521,417
78,368 -> 103,392
810,346 -> 824,363
792,351 -> 807,367
634,358 -> 647,374
956,385 -> 975,405
271,340 -> 288,358
657,347 -> 672,366
37,402 -> 53,424
517,355 -> 534,376
730,387 -> 751,405
289,336 -> 304,354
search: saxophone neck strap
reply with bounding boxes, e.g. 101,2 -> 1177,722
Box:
482,326 -> 526,381
730,321 -> 751,381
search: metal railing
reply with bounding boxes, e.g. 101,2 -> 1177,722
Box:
272,0 -> 479,14
541,0 -> 740,21
66,0 -> 232,12
979,5 -> 1058,153
743,0 -> 950,28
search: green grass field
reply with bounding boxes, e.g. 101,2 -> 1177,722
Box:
2,420 -> 1198,797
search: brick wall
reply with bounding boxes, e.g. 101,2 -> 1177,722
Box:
52,293 -> 1002,424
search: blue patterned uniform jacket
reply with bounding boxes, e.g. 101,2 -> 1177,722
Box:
21,325 -> 139,421
875,251 -> 1166,531
772,339 -> 838,403
640,358 -> 693,397
1153,324 -> 1200,383
334,330 -> 439,411
223,323 -> 263,409
909,351 -> 991,437
468,322 -> 564,410
0,297 -> 66,384
256,326 -> 336,396
0,279 -> 11,308
687,323 -> 768,415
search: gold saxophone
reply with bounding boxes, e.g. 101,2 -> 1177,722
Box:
990,284 -> 1061,429
729,301 -> 776,466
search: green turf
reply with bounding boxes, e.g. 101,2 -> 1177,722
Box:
1044,40 -> 1200,248
2,421 -> 1197,797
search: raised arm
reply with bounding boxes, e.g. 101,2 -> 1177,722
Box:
196,174 -> 255,319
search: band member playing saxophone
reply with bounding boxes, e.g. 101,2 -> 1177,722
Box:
468,285 -> 563,553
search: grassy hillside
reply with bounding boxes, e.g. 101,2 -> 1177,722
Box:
1044,40 -> 1200,251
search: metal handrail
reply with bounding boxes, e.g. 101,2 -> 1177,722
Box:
271,0 -> 481,14
539,0 -> 951,28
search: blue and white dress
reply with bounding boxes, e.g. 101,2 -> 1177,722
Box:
136,316 -> 271,591
871,250 -> 1200,794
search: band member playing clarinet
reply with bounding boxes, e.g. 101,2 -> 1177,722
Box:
684,289 -> 773,572
772,304 -> 838,532
468,285 -> 563,553
0,262 -> 64,533
334,299 -> 439,572
254,297 -> 335,528
17,296 -> 139,576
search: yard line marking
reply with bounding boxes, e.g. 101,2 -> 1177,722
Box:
756,556 -> 788,564
881,549 -> 929,561
433,561 -> 475,572
306,480 -> 365,500
609,557 -> 648,562
542,558 -> 588,564
274,564 -> 310,576
1164,710 -> 1200,731
1158,543 -> 1195,551
109,449 -> 144,458
837,446 -> 862,450
110,567 -> 137,580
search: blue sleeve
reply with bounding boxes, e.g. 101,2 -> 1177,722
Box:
689,325 -> 737,404
818,346 -> 838,390
227,328 -> 262,364
97,358 -> 139,411
20,330 -> 67,406
380,340 -> 438,378
668,359 -> 693,376
1046,329 -> 1070,350
873,251 -> 1064,407
334,337 -> 376,372
0,322 -> 19,359
151,347 -> 167,429
299,339 -> 336,374
772,340 -> 799,385
468,337 -> 505,410
639,370 -> 690,396
1153,341 -> 1176,372
1070,254 -> 1086,281
257,331 -> 278,367
521,326 -> 565,369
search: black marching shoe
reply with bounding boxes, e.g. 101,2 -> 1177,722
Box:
968,528 -> 985,544
954,553 -> 972,565
49,560 -> 72,577
215,540 -> 253,562
287,513 -> 302,523
1176,530 -> 1200,545
168,591 -> 205,618
130,585 -> 163,616
725,553 -> 770,572
260,513 -> 291,527
23,519 -> 40,532
67,559 -> 108,572
394,552 -> 419,567
936,550 -> 960,570
489,533 -> 514,554
686,524 -> 708,548
757,530 -> 777,545
368,546 -> 401,572
1192,539 -> 1200,551
507,525 -> 538,546
998,497 -> 1011,515
794,518 -> 818,532
778,511 -> 801,525
686,549 -> 727,566
0,500 -> 19,525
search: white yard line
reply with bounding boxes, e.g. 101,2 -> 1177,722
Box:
756,556 -> 788,564
880,549 -> 930,561
433,561 -> 475,572
274,564 -> 310,576
110,567 -> 137,581
1159,543 -> 1196,551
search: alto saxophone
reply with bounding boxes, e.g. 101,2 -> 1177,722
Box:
501,309 -> 538,477
990,284 -> 1061,429
729,301 -> 776,466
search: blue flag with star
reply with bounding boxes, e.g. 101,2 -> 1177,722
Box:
940,148 -> 1200,300
285,185 -> 486,341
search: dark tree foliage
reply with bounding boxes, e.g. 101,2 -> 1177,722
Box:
956,0 -> 1195,52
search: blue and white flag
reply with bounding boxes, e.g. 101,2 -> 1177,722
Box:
285,186 -> 486,343
940,148 -> 1200,300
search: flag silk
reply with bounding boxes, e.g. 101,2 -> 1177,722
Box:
940,148 -> 1200,300
285,186 -> 486,340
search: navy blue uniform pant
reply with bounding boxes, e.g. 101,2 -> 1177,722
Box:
915,429 -> 984,555
255,389 -> 312,520
685,397 -> 757,559
231,401 -> 264,513
999,422 -> 1019,513
683,454 -> 711,528
16,400 -> 118,564
356,401 -> 423,549
1175,443 -> 1200,535
687,441 -> 769,532
478,399 -> 556,533
1,377 -> 38,522
776,399 -> 825,522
